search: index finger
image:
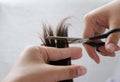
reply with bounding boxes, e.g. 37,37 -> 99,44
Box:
38,46 -> 82,62
83,15 -> 100,63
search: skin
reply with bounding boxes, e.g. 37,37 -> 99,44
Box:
2,0 -> 120,82
83,0 -> 120,63
2,46 -> 86,82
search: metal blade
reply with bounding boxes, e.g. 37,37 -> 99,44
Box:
47,36 -> 89,44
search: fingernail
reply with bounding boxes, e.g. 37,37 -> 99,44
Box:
106,43 -> 116,53
109,53 -> 116,57
94,59 -> 100,64
77,67 -> 86,76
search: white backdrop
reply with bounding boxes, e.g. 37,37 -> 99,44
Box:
0,0 -> 120,82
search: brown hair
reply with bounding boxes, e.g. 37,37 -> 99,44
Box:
41,18 -> 73,82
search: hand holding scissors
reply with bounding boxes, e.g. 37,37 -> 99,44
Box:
48,28 -> 120,63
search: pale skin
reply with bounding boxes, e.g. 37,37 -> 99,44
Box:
83,0 -> 120,63
2,46 -> 86,82
2,0 -> 120,82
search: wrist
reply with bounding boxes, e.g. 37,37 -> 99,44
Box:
2,73 -> 23,82
2,77 -> 23,82
114,0 -> 120,3
2,76 -> 17,82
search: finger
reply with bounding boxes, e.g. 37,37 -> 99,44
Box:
95,40 -> 116,57
84,44 -> 100,63
50,65 -> 86,81
105,33 -> 120,52
83,15 -> 100,63
98,46 -> 116,57
106,19 -> 120,53
39,46 -> 82,62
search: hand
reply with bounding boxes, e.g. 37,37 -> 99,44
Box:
83,0 -> 120,63
2,45 -> 86,82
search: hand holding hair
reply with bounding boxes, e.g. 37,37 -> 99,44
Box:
2,46 -> 86,82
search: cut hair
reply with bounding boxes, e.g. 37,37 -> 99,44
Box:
41,18 -> 73,82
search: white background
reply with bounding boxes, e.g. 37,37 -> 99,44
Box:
0,0 -> 120,82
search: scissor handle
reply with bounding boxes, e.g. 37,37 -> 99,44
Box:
89,28 -> 120,40
85,42 -> 105,52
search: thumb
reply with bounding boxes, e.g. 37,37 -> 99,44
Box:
105,20 -> 120,53
51,65 -> 87,81
105,32 -> 120,53
106,19 -> 120,52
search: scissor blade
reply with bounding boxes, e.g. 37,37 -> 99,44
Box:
47,36 -> 80,40
47,36 -> 89,44
69,38 -> 89,44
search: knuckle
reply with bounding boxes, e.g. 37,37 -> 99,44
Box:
25,45 -> 36,50
57,50 -> 65,60
67,67 -> 78,78
84,13 -> 94,22
108,33 -> 120,43
111,33 -> 120,38
24,45 -> 40,54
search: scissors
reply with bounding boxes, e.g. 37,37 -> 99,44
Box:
47,28 -> 120,52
